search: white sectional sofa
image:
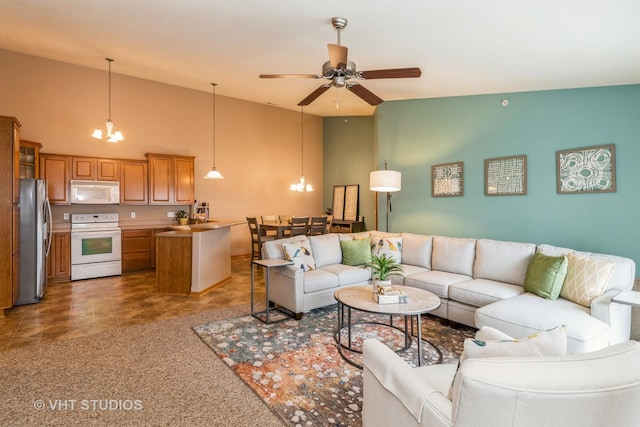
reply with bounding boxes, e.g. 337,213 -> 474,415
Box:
261,231 -> 636,354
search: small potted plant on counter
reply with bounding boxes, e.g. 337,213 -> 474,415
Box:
176,210 -> 189,225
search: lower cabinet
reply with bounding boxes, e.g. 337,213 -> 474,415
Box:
122,228 -> 169,273
48,232 -> 70,282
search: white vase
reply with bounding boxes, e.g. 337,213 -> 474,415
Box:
372,279 -> 392,293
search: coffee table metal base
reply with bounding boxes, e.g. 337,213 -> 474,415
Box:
334,302 -> 443,369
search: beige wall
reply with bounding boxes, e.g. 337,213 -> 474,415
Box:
0,49 -> 324,255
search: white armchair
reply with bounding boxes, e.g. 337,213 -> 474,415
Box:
362,338 -> 640,427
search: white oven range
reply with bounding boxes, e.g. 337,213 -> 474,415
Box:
71,213 -> 122,281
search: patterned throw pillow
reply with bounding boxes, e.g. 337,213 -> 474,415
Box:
282,240 -> 316,272
560,253 -> 615,307
370,236 -> 403,263
460,325 -> 567,363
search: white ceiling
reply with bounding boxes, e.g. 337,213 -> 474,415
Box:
1,0 -> 639,117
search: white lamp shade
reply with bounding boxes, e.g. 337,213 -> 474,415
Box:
370,170 -> 401,192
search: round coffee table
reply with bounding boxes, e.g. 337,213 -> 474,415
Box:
334,285 -> 442,368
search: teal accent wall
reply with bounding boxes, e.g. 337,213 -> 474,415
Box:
323,116 -> 375,229
371,85 -> 640,267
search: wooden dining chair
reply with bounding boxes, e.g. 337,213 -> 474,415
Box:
289,216 -> 310,236
247,217 -> 275,261
260,215 -> 278,237
308,216 -> 328,235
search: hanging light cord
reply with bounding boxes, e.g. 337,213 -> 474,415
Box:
211,82 -> 217,166
107,58 -> 113,121
300,106 -> 304,176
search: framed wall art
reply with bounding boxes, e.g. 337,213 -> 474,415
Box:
332,185 -> 346,221
432,161 -> 464,197
485,155 -> 527,196
556,144 -> 616,194
343,184 -> 360,221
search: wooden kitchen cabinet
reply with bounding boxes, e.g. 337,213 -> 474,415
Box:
122,229 -> 153,273
146,153 -> 195,205
72,156 -> 120,181
0,116 -> 21,314
40,153 -> 71,205
19,140 -> 42,179
120,159 -> 148,205
47,231 -> 71,282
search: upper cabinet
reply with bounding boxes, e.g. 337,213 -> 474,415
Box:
120,159 -> 148,205
19,140 -> 42,179
71,156 -> 120,181
40,153 -> 71,205
146,153 -> 195,205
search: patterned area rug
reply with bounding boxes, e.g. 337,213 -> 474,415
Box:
193,305 -> 475,427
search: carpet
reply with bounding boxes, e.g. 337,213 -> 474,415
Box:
193,305 -> 476,427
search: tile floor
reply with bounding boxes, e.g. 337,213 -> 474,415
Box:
0,256 -> 265,352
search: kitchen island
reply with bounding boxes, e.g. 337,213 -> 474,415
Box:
155,219 -> 246,296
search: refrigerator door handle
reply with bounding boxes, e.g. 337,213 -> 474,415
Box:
45,197 -> 53,256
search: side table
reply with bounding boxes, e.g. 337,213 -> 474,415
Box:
612,290 -> 640,308
251,258 -> 293,324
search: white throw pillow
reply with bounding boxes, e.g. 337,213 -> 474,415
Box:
460,325 -> 567,363
282,239 -> 316,272
560,253 -> 615,307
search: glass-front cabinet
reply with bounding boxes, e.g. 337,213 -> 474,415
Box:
19,140 -> 42,179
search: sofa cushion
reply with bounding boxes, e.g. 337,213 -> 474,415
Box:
338,231 -> 370,241
404,270 -> 472,299
475,293 -> 611,353
473,239 -> 536,286
282,240 -> 316,272
460,325 -> 567,363
370,236 -> 403,263
432,237 -> 476,276
340,238 -> 372,266
523,252 -> 568,300
302,269 -> 339,293
309,233 -> 342,268
321,264 -> 371,286
400,233 -> 433,269
560,253 -> 615,307
449,279 -> 524,308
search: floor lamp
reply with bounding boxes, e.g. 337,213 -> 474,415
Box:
370,162 -> 401,232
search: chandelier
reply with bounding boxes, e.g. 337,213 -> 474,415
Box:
91,58 -> 124,143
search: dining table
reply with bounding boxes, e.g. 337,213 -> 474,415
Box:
259,220 -> 291,238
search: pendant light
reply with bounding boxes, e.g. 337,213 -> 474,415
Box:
290,106 -> 313,192
91,58 -> 124,143
204,82 -> 224,179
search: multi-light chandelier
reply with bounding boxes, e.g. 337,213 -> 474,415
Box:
91,58 -> 124,143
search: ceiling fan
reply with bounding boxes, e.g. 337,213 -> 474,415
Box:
259,17 -> 422,107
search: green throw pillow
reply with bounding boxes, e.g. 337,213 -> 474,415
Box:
340,238 -> 372,266
524,252 -> 568,300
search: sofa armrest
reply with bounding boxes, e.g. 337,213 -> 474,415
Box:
363,339 -> 454,426
273,264 -> 303,279
591,290 -> 632,344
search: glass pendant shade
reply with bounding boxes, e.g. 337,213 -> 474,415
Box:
290,107 -> 312,192
204,82 -> 224,179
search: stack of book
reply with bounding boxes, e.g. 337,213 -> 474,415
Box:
373,284 -> 408,304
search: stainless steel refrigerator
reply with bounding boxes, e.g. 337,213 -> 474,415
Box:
17,179 -> 52,305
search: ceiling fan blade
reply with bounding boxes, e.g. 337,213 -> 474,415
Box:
358,67 -> 422,79
347,84 -> 384,106
298,85 -> 331,106
328,44 -> 348,69
259,74 -> 320,79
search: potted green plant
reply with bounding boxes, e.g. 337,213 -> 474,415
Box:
176,210 -> 189,225
364,253 -> 404,291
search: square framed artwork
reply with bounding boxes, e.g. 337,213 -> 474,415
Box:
556,144 -> 616,194
485,155 -> 527,196
431,162 -> 464,197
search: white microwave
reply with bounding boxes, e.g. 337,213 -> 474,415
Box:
70,180 -> 120,204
